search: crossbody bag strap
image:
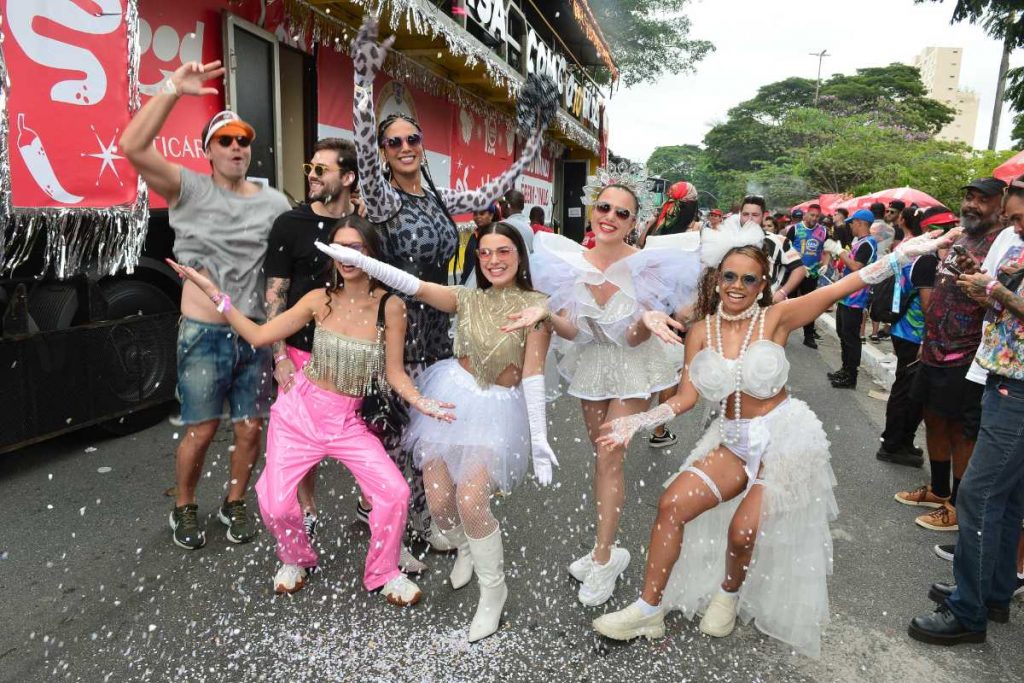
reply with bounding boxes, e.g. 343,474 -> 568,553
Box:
376,291 -> 393,330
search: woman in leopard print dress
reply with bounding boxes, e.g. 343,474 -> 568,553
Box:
350,18 -> 548,545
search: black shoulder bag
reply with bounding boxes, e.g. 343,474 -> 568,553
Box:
359,293 -> 409,439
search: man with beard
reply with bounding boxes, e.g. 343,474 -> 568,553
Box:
895,178 -> 1007,533
264,138 -> 360,542
789,204 -> 829,348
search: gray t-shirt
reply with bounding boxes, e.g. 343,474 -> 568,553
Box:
169,168 -> 291,319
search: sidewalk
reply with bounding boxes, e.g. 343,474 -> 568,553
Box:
817,311 -> 897,390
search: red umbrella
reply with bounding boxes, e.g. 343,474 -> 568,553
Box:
837,187 -> 942,213
994,150 -> 1024,183
791,194 -> 850,215
789,199 -> 816,214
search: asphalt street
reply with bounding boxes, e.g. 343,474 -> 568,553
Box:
1,327 -> 1022,682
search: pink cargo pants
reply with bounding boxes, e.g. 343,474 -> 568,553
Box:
255,373 -> 408,591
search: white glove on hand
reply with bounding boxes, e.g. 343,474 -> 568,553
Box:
599,402 -> 675,448
522,375 -> 558,486
315,242 -> 421,296
857,229 -> 950,285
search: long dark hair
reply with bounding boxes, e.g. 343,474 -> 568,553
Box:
474,221 -> 535,292
322,214 -> 384,315
695,245 -> 773,319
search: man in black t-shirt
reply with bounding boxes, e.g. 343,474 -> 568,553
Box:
264,138 -> 359,537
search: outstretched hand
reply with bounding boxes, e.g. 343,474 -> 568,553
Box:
169,61 -> 225,97
641,310 -> 685,345
501,305 -> 548,333
351,17 -> 395,77
314,241 -> 363,266
894,229 -> 957,258
166,258 -> 220,299
414,396 -> 456,423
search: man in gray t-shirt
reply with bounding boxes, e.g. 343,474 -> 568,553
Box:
120,59 -> 290,552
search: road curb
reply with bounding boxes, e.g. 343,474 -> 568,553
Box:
817,312 -> 897,391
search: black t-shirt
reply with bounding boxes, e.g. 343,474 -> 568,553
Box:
910,253 -> 938,289
264,204 -> 340,352
853,240 -> 874,265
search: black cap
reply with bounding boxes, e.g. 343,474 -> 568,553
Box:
962,177 -> 1007,197
888,199 -> 906,211
792,209 -> 804,218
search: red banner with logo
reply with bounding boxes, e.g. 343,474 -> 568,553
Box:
3,0 -> 141,209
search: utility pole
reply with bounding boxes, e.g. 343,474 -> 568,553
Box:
810,50 -> 830,106
988,12 -> 1015,151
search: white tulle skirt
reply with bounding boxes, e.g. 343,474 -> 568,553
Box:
554,337 -> 683,401
660,397 -> 838,658
404,359 -> 530,493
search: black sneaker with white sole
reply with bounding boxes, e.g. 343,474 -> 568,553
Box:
303,512 -> 319,541
934,543 -> 955,562
218,499 -> 257,544
1015,575 -> 1024,598
648,427 -> 678,449
356,500 -> 371,526
170,504 -> 206,550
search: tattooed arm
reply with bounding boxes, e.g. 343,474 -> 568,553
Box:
959,266 -> 1024,321
436,127 -> 544,215
265,276 -> 297,391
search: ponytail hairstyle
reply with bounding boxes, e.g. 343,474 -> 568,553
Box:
694,245 -> 773,319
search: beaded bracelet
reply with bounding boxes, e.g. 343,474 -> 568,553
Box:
210,292 -> 232,314
274,353 -> 289,364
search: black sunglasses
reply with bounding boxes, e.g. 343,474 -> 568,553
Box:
594,201 -> 633,221
216,135 -> 251,148
382,133 -> 423,150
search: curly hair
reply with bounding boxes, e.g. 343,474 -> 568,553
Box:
695,245 -> 773,319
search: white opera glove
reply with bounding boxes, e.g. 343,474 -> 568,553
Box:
314,242 -> 421,296
857,230 -> 949,285
522,375 -> 558,486
602,403 -> 675,447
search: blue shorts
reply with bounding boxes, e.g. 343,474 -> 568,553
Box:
175,317 -> 272,425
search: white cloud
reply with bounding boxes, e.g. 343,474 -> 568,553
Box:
605,0 -> 1024,163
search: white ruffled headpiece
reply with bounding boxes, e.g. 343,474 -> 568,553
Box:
700,214 -> 766,268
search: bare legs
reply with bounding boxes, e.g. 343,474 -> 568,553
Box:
581,397 -> 651,564
175,418 -> 263,507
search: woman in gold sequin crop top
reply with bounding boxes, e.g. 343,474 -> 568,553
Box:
317,220 -> 555,643
168,215 -> 453,608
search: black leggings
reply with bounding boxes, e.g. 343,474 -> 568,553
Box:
836,303 -> 863,376
798,276 -> 818,339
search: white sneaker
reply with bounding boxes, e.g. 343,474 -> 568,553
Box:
578,547 -> 630,607
699,591 -> 738,637
424,519 -> 457,552
593,603 -> 665,640
399,545 -> 427,574
568,550 -> 594,582
273,564 -> 309,594
382,574 -> 422,607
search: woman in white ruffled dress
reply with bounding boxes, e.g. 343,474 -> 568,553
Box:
588,222 -> 955,656
507,182 -> 702,607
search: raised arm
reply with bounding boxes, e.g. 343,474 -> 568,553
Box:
436,128 -> 544,214
120,61 -> 224,205
167,259 -> 315,346
350,19 -> 400,222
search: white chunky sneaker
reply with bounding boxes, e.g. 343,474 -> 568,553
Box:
699,591 -> 738,637
273,564 -> 309,594
568,550 -> 595,582
399,545 -> 427,574
578,547 -> 630,607
381,574 -> 422,607
593,603 -> 666,640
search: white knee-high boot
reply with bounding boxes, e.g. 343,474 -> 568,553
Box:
442,525 -> 474,590
467,527 -> 507,642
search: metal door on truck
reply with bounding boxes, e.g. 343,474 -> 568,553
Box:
223,14 -> 282,188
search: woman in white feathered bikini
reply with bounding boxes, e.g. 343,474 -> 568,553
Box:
588,221 -> 955,657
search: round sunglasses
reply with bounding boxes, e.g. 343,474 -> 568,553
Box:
381,133 -> 423,150
593,201 -> 633,221
303,162 -> 343,177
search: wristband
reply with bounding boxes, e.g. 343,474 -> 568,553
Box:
211,292 -> 232,314
985,280 -> 999,297
274,353 -> 289,364
162,79 -> 178,96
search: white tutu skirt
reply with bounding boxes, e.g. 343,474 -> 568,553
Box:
404,359 -> 530,493
555,336 -> 682,401
661,397 -> 838,658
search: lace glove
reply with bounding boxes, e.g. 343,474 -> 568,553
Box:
522,375 -> 558,486
600,403 -> 675,448
314,242 -> 421,296
858,229 -> 949,285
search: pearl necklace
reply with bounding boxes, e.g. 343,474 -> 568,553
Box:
712,302 -> 763,445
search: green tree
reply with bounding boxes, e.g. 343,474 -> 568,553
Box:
588,0 -> 713,87
646,144 -> 702,182
918,1 -> 1024,49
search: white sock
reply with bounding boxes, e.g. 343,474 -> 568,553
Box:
632,597 -> 662,616
719,587 -> 739,601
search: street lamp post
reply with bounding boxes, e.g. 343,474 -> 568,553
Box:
810,49 -> 829,106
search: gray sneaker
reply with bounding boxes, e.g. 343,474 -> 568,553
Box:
218,499 -> 257,544
169,504 -> 206,550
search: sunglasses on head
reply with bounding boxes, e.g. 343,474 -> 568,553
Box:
303,162 -> 343,177
593,201 -> 633,221
382,133 -> 423,150
216,135 -> 251,148
720,270 -> 761,288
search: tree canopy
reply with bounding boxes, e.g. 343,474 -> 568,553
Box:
589,0 -> 713,87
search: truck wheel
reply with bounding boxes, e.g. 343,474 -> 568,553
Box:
97,280 -> 177,436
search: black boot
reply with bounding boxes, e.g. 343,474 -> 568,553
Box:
876,444 -> 924,468
827,368 -> 848,382
908,604 -> 986,645
927,582 -> 1009,623
831,371 -> 857,389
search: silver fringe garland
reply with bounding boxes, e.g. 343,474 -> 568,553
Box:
0,0 -> 149,279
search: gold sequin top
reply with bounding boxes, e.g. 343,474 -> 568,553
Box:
303,324 -> 387,397
453,286 -> 548,388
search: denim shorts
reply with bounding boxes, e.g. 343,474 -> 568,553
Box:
176,317 -> 272,424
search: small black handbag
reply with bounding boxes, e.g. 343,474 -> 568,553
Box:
359,292 -> 409,438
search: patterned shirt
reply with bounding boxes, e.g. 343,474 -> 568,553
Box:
790,222 -> 828,277
891,254 -> 938,345
840,236 -> 877,309
976,244 -> 1024,380
921,229 -> 1002,367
